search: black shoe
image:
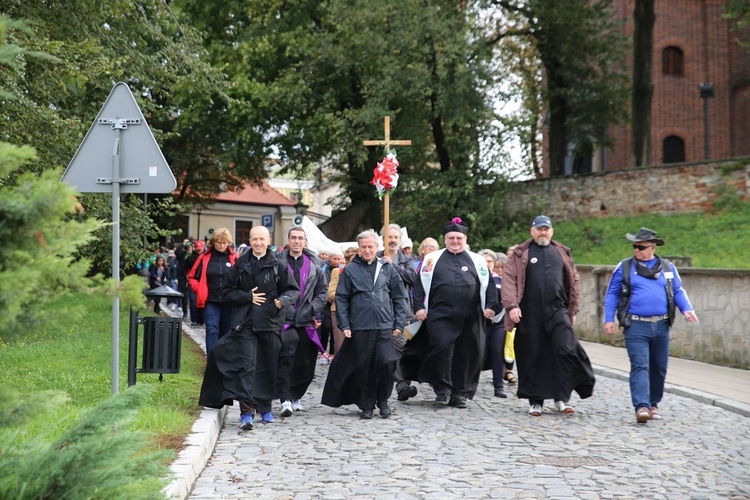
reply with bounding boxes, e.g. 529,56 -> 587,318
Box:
448,395 -> 467,408
397,385 -> 418,401
378,403 -> 392,418
360,409 -> 374,419
494,387 -> 507,398
435,393 -> 449,404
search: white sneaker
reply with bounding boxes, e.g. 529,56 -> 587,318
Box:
280,400 -> 293,417
291,400 -> 304,412
529,404 -> 542,416
554,400 -> 575,414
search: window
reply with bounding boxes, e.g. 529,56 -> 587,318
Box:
663,136 -> 685,163
663,46 -> 684,76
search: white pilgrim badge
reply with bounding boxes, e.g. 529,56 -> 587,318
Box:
530,257 -> 538,264
461,266 -> 469,272
226,262 -> 231,267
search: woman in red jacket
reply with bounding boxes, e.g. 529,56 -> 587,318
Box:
188,228 -> 237,355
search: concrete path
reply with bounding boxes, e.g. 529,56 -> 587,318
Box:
163,309 -> 750,499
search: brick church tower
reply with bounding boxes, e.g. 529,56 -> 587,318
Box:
552,0 -> 750,175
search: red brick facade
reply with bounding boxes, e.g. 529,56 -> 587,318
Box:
544,0 -> 750,174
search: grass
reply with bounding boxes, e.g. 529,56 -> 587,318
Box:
0,291 -> 207,459
500,202 -> 750,268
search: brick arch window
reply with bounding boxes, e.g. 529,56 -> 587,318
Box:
663,135 -> 686,163
663,46 -> 684,76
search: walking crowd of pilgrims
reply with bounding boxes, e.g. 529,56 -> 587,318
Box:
185,213 -> 696,429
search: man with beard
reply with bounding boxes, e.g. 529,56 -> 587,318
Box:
321,229 -> 407,419
199,226 -> 299,430
378,224 -> 419,401
276,227 -> 328,418
502,215 -> 595,417
408,217 -> 498,409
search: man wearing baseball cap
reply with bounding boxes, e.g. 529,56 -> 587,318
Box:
502,215 -> 595,417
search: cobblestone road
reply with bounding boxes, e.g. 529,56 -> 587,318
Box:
189,362 -> 750,499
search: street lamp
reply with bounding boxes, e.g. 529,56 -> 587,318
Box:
699,83 -> 714,160
294,188 -> 308,216
196,206 -> 202,240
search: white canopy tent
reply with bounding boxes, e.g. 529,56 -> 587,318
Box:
292,215 -> 413,255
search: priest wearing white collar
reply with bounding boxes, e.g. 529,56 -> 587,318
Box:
409,217 -> 499,409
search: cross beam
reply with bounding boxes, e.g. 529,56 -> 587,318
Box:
363,116 -> 412,235
363,116 -> 412,153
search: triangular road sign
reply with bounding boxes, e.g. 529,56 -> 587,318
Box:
61,82 -> 176,193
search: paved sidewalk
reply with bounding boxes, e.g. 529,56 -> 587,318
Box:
581,340 -> 750,411
162,307 -> 750,498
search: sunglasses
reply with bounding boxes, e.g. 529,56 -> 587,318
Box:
632,244 -> 653,251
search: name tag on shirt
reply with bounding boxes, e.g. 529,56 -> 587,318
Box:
664,271 -> 674,279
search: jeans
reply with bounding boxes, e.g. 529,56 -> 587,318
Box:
188,289 -> 203,325
204,301 -> 232,355
624,319 -> 670,411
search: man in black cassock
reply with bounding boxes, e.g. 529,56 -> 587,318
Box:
502,215 -> 595,417
406,217 -> 499,409
198,226 -> 299,430
321,229 -> 407,419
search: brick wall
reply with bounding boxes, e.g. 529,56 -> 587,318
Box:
550,1 -> 749,172
505,158 -> 750,221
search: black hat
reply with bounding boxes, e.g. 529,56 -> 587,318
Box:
531,215 -> 552,228
444,217 -> 469,235
625,227 -> 665,246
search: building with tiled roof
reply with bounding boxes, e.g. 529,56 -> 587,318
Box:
188,180 -> 299,247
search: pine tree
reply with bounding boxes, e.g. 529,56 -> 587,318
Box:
0,385 -> 169,499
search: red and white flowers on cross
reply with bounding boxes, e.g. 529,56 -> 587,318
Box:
370,151 -> 399,199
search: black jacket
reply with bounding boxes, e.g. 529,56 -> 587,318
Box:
223,251 -> 300,333
335,255 -> 407,332
278,248 -> 329,326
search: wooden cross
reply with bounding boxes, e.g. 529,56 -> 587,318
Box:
363,116 -> 412,235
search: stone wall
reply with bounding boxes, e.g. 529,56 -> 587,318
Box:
505,158 -> 750,221
574,265 -> 750,369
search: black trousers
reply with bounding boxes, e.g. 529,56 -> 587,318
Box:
276,327 -> 300,402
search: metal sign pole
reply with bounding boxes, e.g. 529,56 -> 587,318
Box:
61,83 -> 177,397
111,130 -> 121,394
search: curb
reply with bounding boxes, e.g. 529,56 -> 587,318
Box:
593,365 -> 750,418
159,307 -> 227,500
163,405 -> 226,499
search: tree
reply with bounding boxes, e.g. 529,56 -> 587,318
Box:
1,386 -> 169,499
175,0 -> 503,233
631,0 -> 655,167
485,0 -> 629,176
1,0 -> 255,270
0,15 -> 107,336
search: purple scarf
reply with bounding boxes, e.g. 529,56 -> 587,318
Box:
284,254 -> 325,353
